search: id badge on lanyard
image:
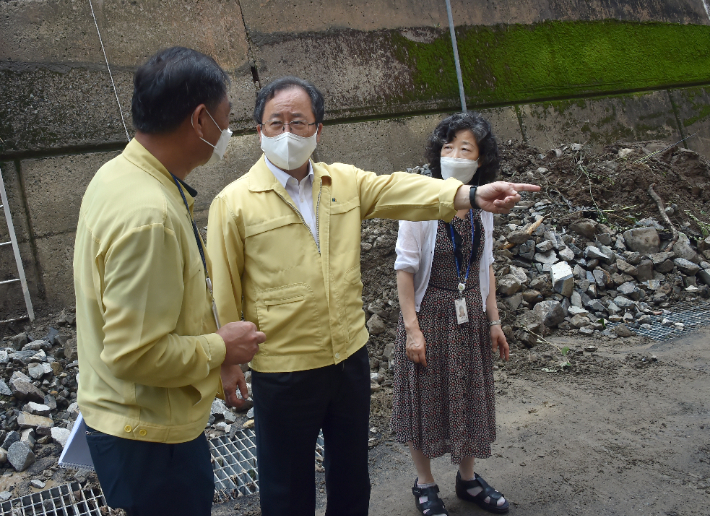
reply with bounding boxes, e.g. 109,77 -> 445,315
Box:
172,174 -> 221,329
449,211 -> 475,325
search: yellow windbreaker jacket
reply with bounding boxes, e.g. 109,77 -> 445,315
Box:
74,139 -> 225,443
207,156 -> 461,373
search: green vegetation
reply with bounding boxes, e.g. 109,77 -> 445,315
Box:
390,20 -> 710,105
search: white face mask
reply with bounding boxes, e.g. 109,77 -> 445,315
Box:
193,110 -> 232,165
440,157 -> 479,184
260,131 -> 318,171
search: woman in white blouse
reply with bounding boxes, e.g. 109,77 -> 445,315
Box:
391,112 -> 510,516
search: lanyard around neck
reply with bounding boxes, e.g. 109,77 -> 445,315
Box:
171,173 -> 221,328
448,210 -> 476,293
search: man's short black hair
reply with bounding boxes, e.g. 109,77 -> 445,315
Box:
425,112 -> 500,185
131,47 -> 230,134
253,76 -> 325,125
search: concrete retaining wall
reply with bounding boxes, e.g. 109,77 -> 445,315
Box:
2,0 -> 710,315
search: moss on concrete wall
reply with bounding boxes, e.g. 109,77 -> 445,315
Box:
391,20 -> 710,105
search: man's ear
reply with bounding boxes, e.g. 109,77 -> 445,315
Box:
316,123 -> 323,144
256,124 -> 263,143
191,104 -> 208,139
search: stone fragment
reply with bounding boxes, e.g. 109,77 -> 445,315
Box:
24,402 -> 51,416
570,218 -> 598,239
497,275 -> 523,296
569,314 -> 591,328
570,291 -> 583,308
636,259 -> 654,281
616,259 -> 638,276
550,262 -> 574,297
568,306 -> 588,315
534,250 -> 558,264
383,343 -> 394,361
0,491 -> 11,501
30,479 -> 46,489
504,293 -> 523,310
558,247 -> 575,262
20,428 -> 35,449
507,230 -> 531,245
17,412 -> 53,431
584,246 -> 606,262
623,228 -> 660,254
533,300 -> 567,327
698,269 -> 710,286
613,324 -> 636,337
606,301 -> 621,313
2,431 -> 20,450
10,332 -> 30,350
522,290 -> 543,304
518,240 -> 536,260
22,340 -> 51,352
27,363 -> 45,380
8,441 -> 35,472
63,338 -> 78,362
9,375 -> 44,403
0,449 -> 6,464
366,314 -> 387,335
618,148 -> 634,159
0,381 -> 11,397
536,240 -> 555,253
593,269 -> 612,288
674,258 -> 700,276
572,264 -> 586,280
672,233 -> 699,263
508,265 -> 529,285
596,233 -> 612,246
51,427 -> 71,448
614,296 -> 636,309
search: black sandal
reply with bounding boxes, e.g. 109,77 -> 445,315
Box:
455,471 -> 509,514
412,479 -> 449,516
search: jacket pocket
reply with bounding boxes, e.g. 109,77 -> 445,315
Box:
343,266 -> 366,342
255,284 -> 323,356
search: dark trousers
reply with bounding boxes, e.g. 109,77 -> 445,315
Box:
252,346 -> 372,516
85,427 -> 214,516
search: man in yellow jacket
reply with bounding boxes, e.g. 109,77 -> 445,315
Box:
207,76 -> 537,516
74,47 -> 265,516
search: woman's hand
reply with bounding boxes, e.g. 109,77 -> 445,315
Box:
490,324 -> 509,361
405,329 -> 428,367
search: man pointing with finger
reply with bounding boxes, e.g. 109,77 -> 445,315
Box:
207,76 -> 538,516
74,47 -> 265,516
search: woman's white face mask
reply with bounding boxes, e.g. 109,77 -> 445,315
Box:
260,131 -> 318,170
440,157 -> 479,184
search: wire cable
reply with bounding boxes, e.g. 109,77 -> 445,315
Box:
88,0 -> 131,142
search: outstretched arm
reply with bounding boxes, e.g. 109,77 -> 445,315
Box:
454,182 -> 540,214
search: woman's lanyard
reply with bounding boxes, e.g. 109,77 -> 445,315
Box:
171,174 -> 221,329
448,210 -> 476,297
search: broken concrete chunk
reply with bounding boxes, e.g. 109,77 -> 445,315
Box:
50,427 -> 71,448
622,227 -> 660,254
533,300 -> 567,328
534,250 -> 558,264
497,274 -> 523,296
8,441 -> 35,472
550,261 -> 574,297
570,218 -> 598,239
673,258 -> 700,276
17,411 -> 53,431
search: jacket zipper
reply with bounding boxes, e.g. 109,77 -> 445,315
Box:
274,184 -> 322,254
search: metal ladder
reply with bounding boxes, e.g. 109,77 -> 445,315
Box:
0,165 -> 35,324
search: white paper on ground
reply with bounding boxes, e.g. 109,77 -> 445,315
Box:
58,412 -> 95,471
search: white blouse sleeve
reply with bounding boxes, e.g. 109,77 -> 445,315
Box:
394,220 -> 424,273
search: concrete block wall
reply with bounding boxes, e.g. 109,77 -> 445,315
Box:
2,0 -> 710,315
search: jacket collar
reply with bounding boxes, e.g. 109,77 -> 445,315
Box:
248,154 -> 331,192
122,138 -> 196,208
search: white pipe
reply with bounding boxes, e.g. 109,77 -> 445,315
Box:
445,0 -> 467,112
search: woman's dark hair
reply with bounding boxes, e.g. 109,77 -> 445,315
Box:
131,47 -> 230,134
425,112 -> 500,185
253,76 -> 325,125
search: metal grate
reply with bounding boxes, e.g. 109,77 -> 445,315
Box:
5,430 -> 326,510
210,428 -> 324,501
609,300 -> 710,341
0,482 -> 107,516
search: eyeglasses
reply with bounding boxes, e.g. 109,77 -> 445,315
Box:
260,120 -> 317,136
